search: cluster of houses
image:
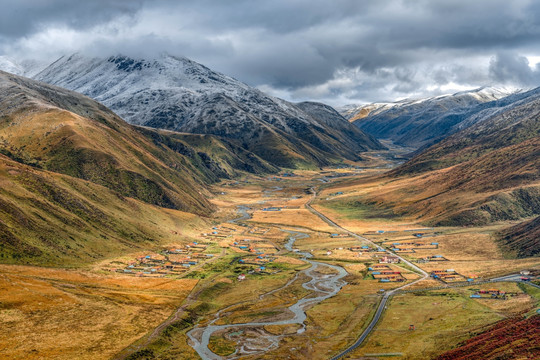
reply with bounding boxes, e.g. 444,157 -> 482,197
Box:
430,269 -> 469,283
470,289 -> 512,300
236,253 -> 278,281
368,264 -> 405,282
380,255 -> 400,264
114,242 -> 214,277
203,225 -> 237,239
387,241 -> 439,253
417,254 -> 448,263
229,238 -> 266,252
346,246 -> 401,263
349,245 -> 385,254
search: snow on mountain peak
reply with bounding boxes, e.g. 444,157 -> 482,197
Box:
24,53 -> 383,166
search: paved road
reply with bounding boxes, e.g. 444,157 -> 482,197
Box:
304,188 -> 429,360
490,274 -> 540,290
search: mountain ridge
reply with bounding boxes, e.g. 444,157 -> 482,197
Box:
341,87 -> 520,148
25,53 -> 384,168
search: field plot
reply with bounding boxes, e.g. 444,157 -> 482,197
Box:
0,265 -> 196,360
251,207 -> 335,232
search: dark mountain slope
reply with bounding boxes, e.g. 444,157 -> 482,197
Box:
498,216 -> 540,258
347,87 -> 516,148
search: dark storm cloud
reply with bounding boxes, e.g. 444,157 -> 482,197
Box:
0,0 -> 144,38
489,52 -> 540,86
2,0 -> 540,104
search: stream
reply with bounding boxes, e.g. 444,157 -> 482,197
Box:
187,210 -> 348,359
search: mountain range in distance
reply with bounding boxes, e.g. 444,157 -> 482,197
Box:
1,54 -> 383,169
340,86 -> 522,148
329,85 -> 540,257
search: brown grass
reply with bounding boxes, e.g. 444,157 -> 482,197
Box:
0,265 -> 196,360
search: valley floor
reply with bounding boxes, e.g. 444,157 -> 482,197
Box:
1,146 -> 539,360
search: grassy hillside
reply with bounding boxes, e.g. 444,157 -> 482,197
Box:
0,154 -> 206,266
0,71 -> 277,213
498,216 -> 540,258
436,315 -> 540,360
0,71 -> 211,214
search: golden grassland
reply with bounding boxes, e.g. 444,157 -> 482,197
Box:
0,265 -> 196,360
312,179 -> 540,278
373,229 -> 540,278
231,167 -> 540,359
353,282 -> 539,360
250,208 -> 336,232
0,154 -> 209,266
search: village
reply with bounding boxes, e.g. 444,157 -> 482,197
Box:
107,218 -> 292,280
110,240 -> 216,277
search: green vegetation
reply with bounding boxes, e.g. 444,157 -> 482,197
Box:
319,197 -> 398,221
208,335 -> 237,356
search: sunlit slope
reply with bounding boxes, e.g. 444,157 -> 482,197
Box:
0,154 -> 205,266
0,71 -> 276,265
0,71 -> 215,213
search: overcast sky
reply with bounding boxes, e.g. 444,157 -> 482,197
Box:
2,0 -> 540,106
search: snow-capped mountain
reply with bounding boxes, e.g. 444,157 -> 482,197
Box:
26,53 -> 382,168
0,56 -> 48,77
341,87 -> 520,147
0,56 -> 24,75
338,102 -> 399,122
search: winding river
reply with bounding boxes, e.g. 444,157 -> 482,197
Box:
187,208 -> 348,359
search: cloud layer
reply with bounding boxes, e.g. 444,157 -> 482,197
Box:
2,0 -> 540,105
